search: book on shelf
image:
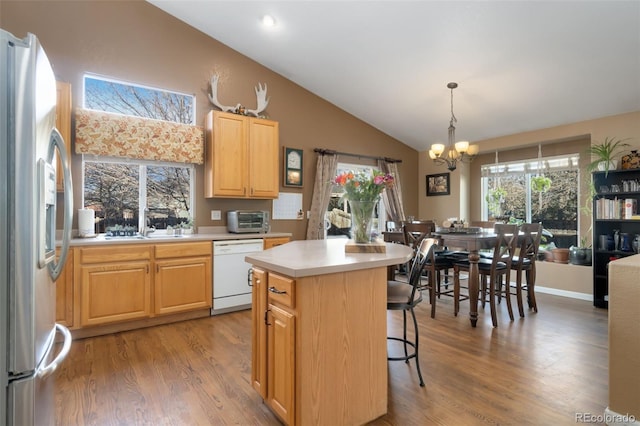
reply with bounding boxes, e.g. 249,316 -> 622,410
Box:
596,197 -> 639,219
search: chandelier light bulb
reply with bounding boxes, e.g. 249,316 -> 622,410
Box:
455,141 -> 469,153
431,143 -> 445,156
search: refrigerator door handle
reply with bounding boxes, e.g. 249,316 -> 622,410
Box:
37,323 -> 72,379
46,128 -> 73,281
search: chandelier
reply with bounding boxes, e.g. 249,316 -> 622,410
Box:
429,82 -> 478,171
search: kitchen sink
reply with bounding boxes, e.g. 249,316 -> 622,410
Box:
99,233 -> 188,241
103,235 -> 146,240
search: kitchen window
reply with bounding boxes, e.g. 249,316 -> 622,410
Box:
81,74 -> 196,232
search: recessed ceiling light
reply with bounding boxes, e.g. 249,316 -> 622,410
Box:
262,14 -> 276,28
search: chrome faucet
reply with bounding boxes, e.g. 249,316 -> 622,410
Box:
141,208 -> 155,237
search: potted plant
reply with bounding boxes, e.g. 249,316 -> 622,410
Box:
181,218 -> 194,235
531,175 -> 552,193
570,237 -> 592,266
586,137 -> 630,175
485,187 -> 506,218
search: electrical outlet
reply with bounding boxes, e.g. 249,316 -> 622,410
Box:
211,210 -> 221,221
307,210 -> 311,219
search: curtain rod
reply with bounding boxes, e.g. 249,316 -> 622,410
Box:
313,148 -> 402,164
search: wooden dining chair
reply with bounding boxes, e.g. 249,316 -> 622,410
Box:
507,222 -> 543,317
387,237 -> 435,387
417,238 -> 459,318
402,221 -> 435,250
453,223 -> 518,327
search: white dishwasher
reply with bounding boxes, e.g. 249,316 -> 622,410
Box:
212,239 -> 264,315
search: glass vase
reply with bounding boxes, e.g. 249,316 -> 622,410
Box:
348,199 -> 377,244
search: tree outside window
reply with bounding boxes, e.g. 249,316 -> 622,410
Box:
482,155 -> 579,248
82,75 -> 195,233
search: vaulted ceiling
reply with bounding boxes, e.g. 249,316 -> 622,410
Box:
148,0 -> 640,152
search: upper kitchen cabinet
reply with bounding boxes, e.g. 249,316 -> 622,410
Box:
55,81 -> 72,191
204,110 -> 279,199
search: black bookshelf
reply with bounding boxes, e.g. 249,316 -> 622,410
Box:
592,169 -> 640,308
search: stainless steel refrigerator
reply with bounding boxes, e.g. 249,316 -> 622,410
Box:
1,29 -> 74,425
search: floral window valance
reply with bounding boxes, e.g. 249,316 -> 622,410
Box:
75,108 -> 204,164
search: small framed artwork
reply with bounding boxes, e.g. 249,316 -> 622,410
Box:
284,147 -> 303,187
426,172 -> 450,196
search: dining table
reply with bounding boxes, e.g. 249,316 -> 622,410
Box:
432,230 -> 499,327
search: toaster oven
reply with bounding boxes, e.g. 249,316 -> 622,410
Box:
227,210 -> 270,233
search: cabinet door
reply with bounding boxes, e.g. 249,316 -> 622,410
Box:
267,304 -> 295,425
154,256 -> 212,315
263,237 -> 290,250
251,267 -> 268,398
205,111 -> 248,197
55,81 -> 72,192
80,261 -> 151,326
55,248 -> 74,327
248,118 -> 279,198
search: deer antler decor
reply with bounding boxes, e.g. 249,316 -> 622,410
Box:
208,74 -> 270,117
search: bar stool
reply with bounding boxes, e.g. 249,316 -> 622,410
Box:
387,237 -> 435,387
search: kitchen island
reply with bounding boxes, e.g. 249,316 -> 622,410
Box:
246,239 -> 413,426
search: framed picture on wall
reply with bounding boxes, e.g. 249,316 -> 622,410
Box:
284,147 -> 303,187
426,172 -> 450,196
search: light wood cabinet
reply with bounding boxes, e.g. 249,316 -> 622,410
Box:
267,304 -> 295,425
55,81 -> 72,192
253,271 -> 296,425
74,242 -> 213,329
76,245 -> 152,327
251,264 -> 388,425
154,242 -> 212,315
263,236 -> 290,250
204,110 -> 279,199
55,248 -> 74,327
251,267 -> 268,398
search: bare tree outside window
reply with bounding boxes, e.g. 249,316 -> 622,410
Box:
84,77 -> 194,124
82,75 -> 195,233
483,157 -> 579,248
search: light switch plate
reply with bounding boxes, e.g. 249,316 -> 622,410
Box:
211,210 -> 221,220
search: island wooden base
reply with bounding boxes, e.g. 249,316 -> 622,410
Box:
252,266 -> 388,425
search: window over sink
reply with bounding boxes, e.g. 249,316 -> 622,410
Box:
81,74 -> 195,233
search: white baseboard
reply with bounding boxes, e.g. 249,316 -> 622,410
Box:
534,285 -> 592,301
603,407 -> 639,425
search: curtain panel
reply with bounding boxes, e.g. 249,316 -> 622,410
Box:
306,152 -> 338,240
378,159 -> 406,222
75,108 -> 204,164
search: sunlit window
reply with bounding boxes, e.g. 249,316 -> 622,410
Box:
326,163 -> 387,239
481,154 -> 580,248
82,74 -> 195,233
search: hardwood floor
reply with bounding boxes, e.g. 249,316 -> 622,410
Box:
54,292 -> 608,425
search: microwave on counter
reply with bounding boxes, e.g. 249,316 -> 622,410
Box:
227,210 -> 270,233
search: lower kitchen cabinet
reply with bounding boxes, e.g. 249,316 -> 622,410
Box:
251,267 -> 268,397
79,261 -> 151,326
154,242 -> 212,315
263,236 -> 290,250
55,248 -> 74,327
252,269 -> 296,425
74,242 -> 213,329
267,304 -> 295,424
76,244 -> 152,327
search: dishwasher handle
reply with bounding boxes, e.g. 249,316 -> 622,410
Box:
248,267 -> 253,287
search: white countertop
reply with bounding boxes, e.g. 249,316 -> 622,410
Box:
65,230 -> 292,246
245,239 -> 413,278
